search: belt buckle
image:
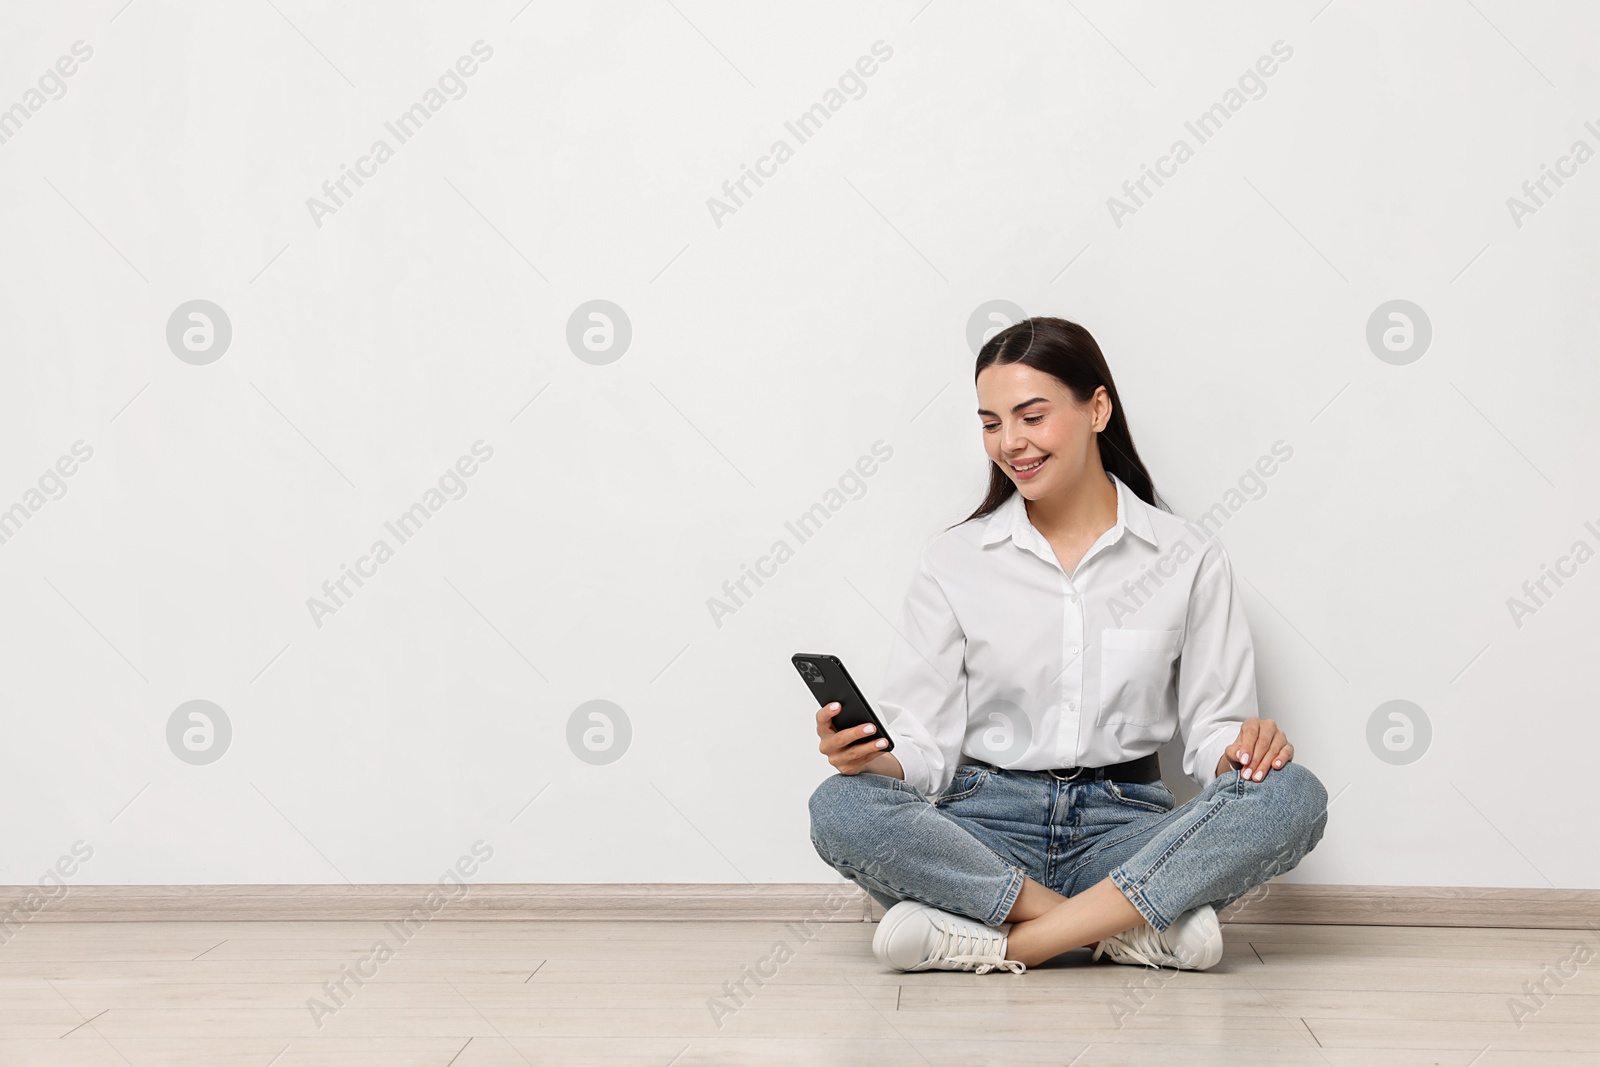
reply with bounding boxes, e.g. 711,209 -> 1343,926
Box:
1049,765 -> 1092,782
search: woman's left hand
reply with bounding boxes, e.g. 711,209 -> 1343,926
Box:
1216,718 -> 1294,782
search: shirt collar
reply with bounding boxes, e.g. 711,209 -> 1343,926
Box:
981,470 -> 1158,550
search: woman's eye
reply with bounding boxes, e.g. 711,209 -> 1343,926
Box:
982,415 -> 1044,432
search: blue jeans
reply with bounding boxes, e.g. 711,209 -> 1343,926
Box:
808,761 -> 1329,932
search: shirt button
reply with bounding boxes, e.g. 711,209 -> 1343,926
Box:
1067,701 -> 1078,712
1068,645 -> 1080,656
1068,592 -> 1079,603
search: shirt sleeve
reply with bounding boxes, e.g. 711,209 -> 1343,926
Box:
1177,537 -> 1260,790
874,549 -> 968,801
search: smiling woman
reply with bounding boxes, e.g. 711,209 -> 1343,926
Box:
808,315 -> 1328,978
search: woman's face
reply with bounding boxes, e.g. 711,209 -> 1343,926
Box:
976,362 -> 1108,501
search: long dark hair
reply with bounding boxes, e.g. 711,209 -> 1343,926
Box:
950,316 -> 1168,531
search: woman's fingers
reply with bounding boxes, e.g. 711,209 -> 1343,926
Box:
815,703 -> 888,773
814,702 -> 842,737
1241,720 -> 1274,780
1232,720 -> 1259,772
1246,728 -> 1292,782
832,733 -> 884,774
830,725 -> 883,756
845,724 -> 887,754
842,744 -> 883,774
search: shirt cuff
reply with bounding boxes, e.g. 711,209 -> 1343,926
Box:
1193,728 -> 1237,791
888,739 -> 936,800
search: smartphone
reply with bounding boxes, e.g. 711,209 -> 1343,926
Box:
791,652 -> 894,753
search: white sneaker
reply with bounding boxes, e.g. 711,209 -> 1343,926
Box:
872,901 -> 1027,975
1092,903 -> 1223,971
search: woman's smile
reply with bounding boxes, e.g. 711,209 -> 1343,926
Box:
1009,454 -> 1050,480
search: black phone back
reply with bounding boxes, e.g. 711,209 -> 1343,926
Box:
791,652 -> 893,753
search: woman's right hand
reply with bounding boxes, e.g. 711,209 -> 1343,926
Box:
815,703 -> 902,777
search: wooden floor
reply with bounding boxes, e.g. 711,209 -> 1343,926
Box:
1,918 -> 1597,1065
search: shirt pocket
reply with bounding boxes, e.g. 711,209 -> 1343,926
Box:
1098,628 -> 1182,725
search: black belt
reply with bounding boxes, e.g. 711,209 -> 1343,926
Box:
965,750 -> 1163,785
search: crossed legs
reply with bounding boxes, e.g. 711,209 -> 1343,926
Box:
809,762 -> 1329,968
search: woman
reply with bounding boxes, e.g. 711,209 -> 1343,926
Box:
808,317 -> 1328,975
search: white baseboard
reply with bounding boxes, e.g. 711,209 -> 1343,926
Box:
4,883 -> 1598,928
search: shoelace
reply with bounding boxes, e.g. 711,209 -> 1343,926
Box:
1093,922 -> 1183,970
929,917 -> 1027,975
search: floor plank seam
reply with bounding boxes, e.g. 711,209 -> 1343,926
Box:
56,1007 -> 107,1039
191,939 -> 226,961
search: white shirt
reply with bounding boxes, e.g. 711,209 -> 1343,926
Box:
878,470 -> 1258,800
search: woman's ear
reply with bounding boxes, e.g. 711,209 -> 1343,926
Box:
1091,386 -> 1112,430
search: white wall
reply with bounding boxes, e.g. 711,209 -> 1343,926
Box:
1,0 -> 1596,893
